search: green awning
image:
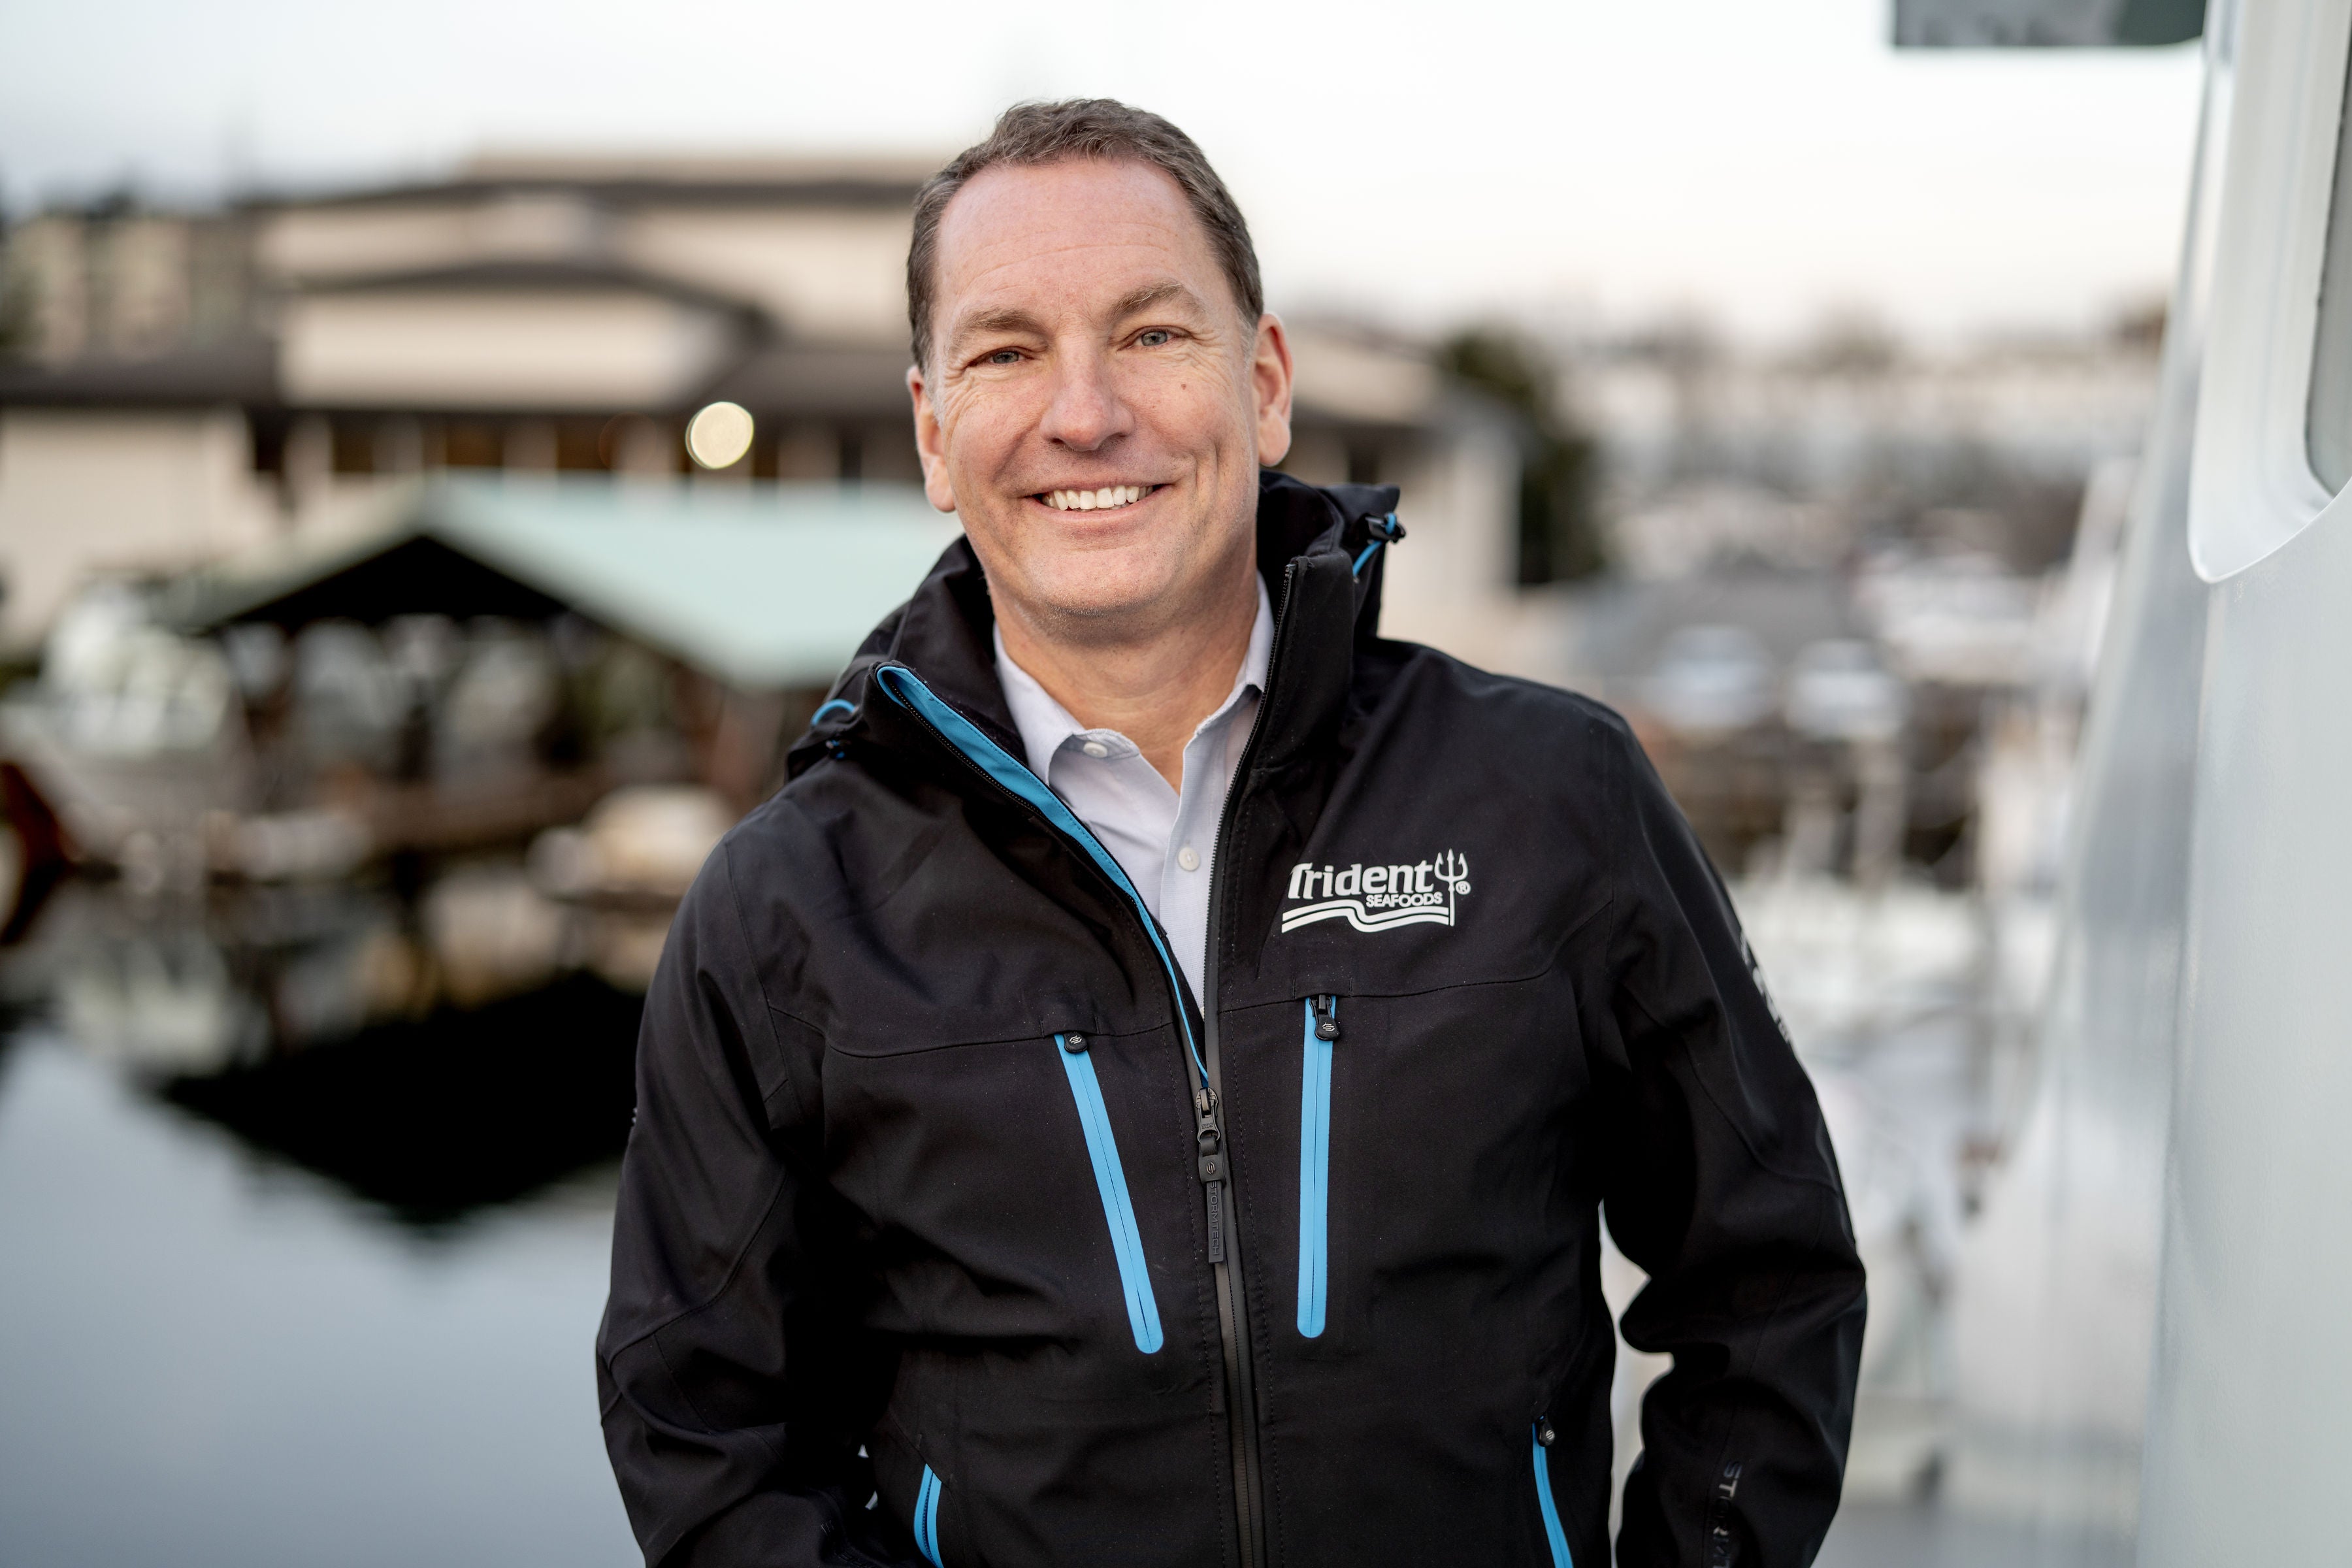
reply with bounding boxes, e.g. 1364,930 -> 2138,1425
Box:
169,476 -> 960,692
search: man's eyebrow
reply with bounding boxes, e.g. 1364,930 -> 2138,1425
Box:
944,306 -> 1047,359
1110,280 -> 1196,319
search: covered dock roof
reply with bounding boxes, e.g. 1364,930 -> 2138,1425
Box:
167,476 -> 958,691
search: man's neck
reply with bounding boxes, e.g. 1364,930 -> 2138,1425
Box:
995,561 -> 1260,791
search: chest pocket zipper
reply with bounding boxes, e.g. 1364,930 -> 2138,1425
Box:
1532,1418 -> 1573,1567
1297,996 -> 1339,1338
1054,1034 -> 1165,1354
914,1464 -> 944,1567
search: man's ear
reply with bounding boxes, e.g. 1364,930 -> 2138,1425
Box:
1252,313 -> 1295,467
908,363 -> 958,514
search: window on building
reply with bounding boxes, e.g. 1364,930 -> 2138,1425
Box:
555,418 -> 607,472
442,421 -> 504,469
329,419 -> 374,475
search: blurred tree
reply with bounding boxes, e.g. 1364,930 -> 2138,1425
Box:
1437,328 -> 1605,583
1793,306 -> 1903,377
0,212 -> 29,362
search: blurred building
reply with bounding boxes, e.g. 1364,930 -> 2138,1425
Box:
0,156 -> 1522,660
1541,321 -> 2158,883
1581,319 -> 2161,580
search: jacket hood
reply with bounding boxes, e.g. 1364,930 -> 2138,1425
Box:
786,470 -> 1402,783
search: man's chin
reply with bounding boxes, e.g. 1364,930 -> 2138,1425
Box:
1000,558 -> 1198,636
1026,582 -> 1177,632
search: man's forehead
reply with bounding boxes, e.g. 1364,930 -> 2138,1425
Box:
932,158 -> 1226,319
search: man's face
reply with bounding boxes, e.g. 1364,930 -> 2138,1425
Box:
909,157 -> 1292,642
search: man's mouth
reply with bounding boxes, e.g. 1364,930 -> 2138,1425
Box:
1034,483 -> 1163,512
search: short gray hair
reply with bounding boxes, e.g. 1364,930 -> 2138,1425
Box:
907,99 -> 1264,370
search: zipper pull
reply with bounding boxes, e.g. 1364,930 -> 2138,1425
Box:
1311,995 -> 1340,1041
1194,1088 -> 1228,1262
1199,1124 -> 1228,1263
1193,1088 -> 1224,1183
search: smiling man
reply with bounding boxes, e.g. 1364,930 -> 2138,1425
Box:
598,101 -> 1865,1568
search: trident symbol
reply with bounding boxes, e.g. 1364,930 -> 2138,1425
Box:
1435,849 -> 1471,899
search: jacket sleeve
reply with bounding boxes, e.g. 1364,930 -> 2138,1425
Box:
1590,727 -> 1867,1568
596,840 -> 917,1568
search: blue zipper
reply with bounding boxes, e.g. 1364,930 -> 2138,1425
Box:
915,1464 -> 943,1566
873,665 -> 1174,1356
1532,1421 -> 1572,1567
1057,1034 -> 1166,1353
1296,996 -> 1336,1338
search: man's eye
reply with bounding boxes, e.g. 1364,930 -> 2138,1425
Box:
1136,329 -> 1173,348
985,349 -> 1023,366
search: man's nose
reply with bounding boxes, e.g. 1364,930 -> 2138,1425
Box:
1037,350 -> 1133,453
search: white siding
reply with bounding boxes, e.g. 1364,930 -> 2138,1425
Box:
0,410 -> 278,648
279,290 -> 733,410
617,208 -> 912,344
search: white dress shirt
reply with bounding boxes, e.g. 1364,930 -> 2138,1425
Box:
994,575 -> 1275,1002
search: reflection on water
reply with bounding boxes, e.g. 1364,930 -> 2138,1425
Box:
5,875 -> 644,1222
0,870 -> 643,1566
163,973 -> 638,1224
0,1028 -> 638,1568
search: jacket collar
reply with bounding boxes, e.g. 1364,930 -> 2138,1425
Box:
787,470 -> 1402,783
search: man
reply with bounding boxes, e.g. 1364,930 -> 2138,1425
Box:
598,100 -> 1864,1568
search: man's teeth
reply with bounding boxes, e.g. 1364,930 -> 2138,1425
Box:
1043,484 -> 1149,512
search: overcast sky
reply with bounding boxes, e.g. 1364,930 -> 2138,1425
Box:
0,0 -> 2207,344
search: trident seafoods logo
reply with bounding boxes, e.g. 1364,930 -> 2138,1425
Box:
1280,851 -> 1471,935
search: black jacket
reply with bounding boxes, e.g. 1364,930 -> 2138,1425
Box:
598,472 -> 1865,1568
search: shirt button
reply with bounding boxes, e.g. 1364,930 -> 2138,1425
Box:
1177,846 -> 1201,872
1081,740 -> 1110,759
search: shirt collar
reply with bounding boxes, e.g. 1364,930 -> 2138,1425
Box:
994,574 -> 1275,777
